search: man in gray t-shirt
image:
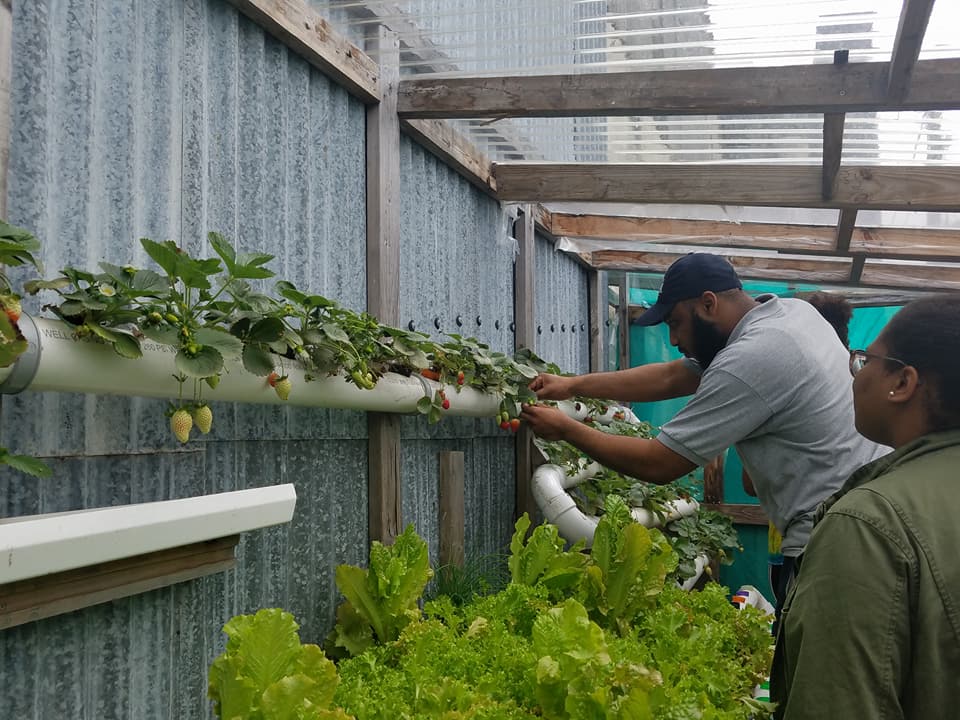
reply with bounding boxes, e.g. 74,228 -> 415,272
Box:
521,253 -> 886,560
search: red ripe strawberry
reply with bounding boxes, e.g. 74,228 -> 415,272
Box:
170,408 -> 193,443
0,295 -> 21,325
441,398 -> 451,410
499,421 -> 510,430
456,371 -> 465,385
510,418 -> 521,432
273,376 -> 292,401
193,405 -> 213,434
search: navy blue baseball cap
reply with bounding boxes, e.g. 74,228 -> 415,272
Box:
636,253 -> 743,326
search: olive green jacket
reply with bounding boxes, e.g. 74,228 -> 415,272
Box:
771,429 -> 960,720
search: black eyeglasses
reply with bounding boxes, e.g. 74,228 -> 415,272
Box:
849,349 -> 908,377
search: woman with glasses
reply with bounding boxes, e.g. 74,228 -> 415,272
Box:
771,296 -> 960,720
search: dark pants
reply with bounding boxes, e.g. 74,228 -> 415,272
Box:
770,555 -> 798,636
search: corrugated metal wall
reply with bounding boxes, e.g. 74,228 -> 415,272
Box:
533,232 -> 591,373
2,1 -> 370,717
0,1 -> 591,718
398,136 -> 518,567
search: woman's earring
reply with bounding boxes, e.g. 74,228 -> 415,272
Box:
889,391 -> 895,396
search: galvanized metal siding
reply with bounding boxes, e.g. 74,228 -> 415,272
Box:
533,232 -> 591,374
2,1 -> 368,718
398,136 -> 517,565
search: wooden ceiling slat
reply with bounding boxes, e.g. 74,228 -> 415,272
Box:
851,226 -> 960,257
398,58 -> 960,119
495,164 -> 960,212
588,250 -> 853,283
550,214 -> 837,252
860,260 -> 960,290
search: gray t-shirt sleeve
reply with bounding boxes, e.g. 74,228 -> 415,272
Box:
657,368 -> 772,466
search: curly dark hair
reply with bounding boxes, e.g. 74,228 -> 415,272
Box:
882,296 -> 960,432
798,291 -> 853,349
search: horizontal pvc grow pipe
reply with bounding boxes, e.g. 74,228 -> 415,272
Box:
0,484 -> 297,584
531,464 -> 699,548
0,316 -> 500,416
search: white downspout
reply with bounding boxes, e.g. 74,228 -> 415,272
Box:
531,463 -> 699,548
0,316 -> 501,415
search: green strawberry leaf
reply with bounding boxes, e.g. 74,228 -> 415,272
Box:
140,238 -> 180,277
242,343 -> 276,376
208,231 -> 237,272
247,317 -> 285,343
322,323 -> 351,344
416,396 -> 433,414
2,453 -> 52,477
175,346 -> 224,378
0,338 -> 28,366
194,327 -> 243,359
140,325 -> 179,347
0,309 -> 17,341
110,330 -> 143,360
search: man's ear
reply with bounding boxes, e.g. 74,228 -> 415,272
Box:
699,290 -> 719,316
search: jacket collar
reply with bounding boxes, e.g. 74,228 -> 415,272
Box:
814,428 -> 960,525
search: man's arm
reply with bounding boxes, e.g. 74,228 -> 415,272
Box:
531,359 -> 701,403
519,404 -> 696,484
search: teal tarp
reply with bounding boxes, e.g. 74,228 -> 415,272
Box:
621,282 -> 901,596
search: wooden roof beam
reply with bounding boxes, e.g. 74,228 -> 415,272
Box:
398,58 -> 960,119
887,0 -> 938,103
493,164 -> 960,212
822,51 -> 849,201
550,214 -> 838,252
228,0 -> 379,103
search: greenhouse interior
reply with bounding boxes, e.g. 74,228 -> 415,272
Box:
1,0 -> 958,717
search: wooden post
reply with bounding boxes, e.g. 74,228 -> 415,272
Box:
438,451 -> 465,568
588,270 -> 606,373
514,207 -> 537,520
616,277 -> 629,371
0,0 -> 12,219
365,27 -> 402,545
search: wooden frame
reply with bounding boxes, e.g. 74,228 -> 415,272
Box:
0,537 -> 238,629
397,58 -> 960,119
366,28 -> 403,545
494,164 -> 960,212
228,0 -> 380,103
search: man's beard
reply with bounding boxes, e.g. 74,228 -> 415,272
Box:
688,312 -> 728,368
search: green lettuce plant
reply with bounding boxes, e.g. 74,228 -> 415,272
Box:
327,524 -> 433,658
208,608 -> 353,720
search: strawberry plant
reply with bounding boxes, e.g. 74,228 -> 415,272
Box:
0,220 -> 51,477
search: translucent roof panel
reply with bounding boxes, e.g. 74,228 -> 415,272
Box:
448,111 -> 960,164
312,1 -> 960,168
315,0 -> 939,76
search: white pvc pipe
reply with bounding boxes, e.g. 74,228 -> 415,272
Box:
0,484 -> 297,584
679,553 -> 711,591
531,464 -> 700,548
2,317 -> 500,416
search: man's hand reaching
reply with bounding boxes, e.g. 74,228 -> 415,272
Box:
529,373 -> 576,400
519,402 -> 578,441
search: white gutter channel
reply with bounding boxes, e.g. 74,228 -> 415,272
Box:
0,316 -> 500,415
0,484 -> 297,584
